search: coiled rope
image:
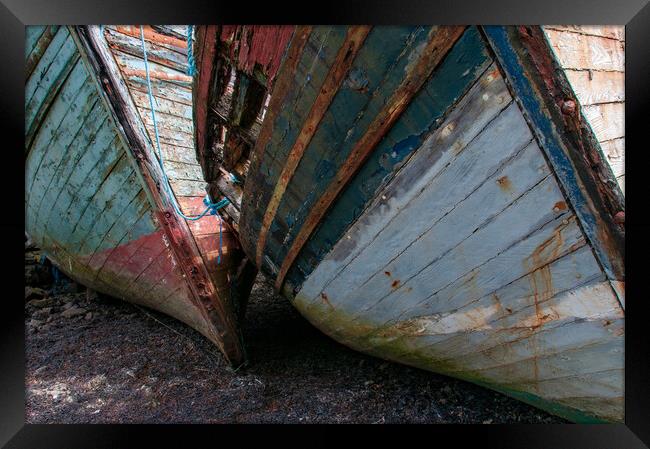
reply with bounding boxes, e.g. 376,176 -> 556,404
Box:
139,25 -> 226,263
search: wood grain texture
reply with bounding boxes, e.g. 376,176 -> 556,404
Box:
101,25 -> 252,351
254,26 -> 372,268
239,27 -> 349,259
285,29 -> 494,291
483,26 -> 624,282
582,103 -> 624,143
544,28 -> 624,72
24,25 -> 249,366
543,26 -> 625,194
281,45 -> 623,421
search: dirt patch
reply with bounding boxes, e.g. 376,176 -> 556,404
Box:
25,244 -> 564,423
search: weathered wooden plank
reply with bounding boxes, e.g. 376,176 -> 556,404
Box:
186,214 -> 224,237
177,195 -> 209,215
139,112 -> 194,148
118,232 -> 171,299
25,46 -> 85,151
37,119 -> 118,239
563,70 -> 624,106
25,26 -> 47,56
394,251 -> 609,357
274,26 -> 467,289
192,24 -> 219,184
369,211 -> 585,333
254,26 -> 372,267
159,142 -> 198,164
29,100 -> 108,234
387,246 -> 605,354
451,320 -> 622,379
26,52 -> 80,142
126,76 -> 193,105
211,175 -> 243,209
104,26 -> 188,72
482,26 -> 624,281
27,72 -> 99,197
331,141 -> 552,320
297,95 -> 521,304
599,139 -> 624,178
582,102 -> 624,143
138,107 -> 193,135
85,192 -> 150,273
42,137 -> 124,247
287,32 -> 495,290
92,211 -> 158,285
77,171 -> 142,256
130,88 -> 193,119
168,178 -> 207,197
544,28 -> 624,72
544,25 -> 624,42
114,49 -> 192,85
25,59 -> 92,202
25,26 -> 70,105
114,25 -> 187,54
317,157 -> 570,329
26,25 -> 60,78
65,156 -> 136,253
239,27 -> 350,255
162,160 -> 204,181
265,26 -> 439,266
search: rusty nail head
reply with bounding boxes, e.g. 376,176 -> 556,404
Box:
614,211 -> 625,224
164,211 -> 172,218
561,100 -> 576,115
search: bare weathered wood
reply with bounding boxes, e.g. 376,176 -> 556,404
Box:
483,26 -> 624,282
73,25 -> 247,366
104,26 -> 187,72
254,26 -> 372,268
582,103 -> 625,143
544,25 -> 624,42
563,70 -> 624,106
544,28 -> 625,72
274,26 -> 467,290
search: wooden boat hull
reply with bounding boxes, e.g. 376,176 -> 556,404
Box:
25,26 -> 247,365
220,26 -> 625,422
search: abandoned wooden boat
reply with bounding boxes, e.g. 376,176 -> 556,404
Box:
193,25 -> 625,422
24,25 -> 253,366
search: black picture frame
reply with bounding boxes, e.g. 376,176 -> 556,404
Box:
3,0 -> 648,446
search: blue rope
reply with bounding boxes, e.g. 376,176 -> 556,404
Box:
186,25 -> 196,76
140,26 -> 227,263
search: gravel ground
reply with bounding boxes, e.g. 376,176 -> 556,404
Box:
25,245 -> 565,424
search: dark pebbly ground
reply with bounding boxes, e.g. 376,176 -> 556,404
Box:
25,244 -> 566,424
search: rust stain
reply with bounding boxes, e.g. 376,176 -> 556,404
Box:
255,26 -> 372,268
391,279 -> 401,289
553,201 -> 567,212
114,25 -> 187,49
492,293 -> 504,314
514,26 -> 624,281
496,175 -> 512,192
274,26 -> 467,291
524,219 -> 571,328
320,292 -> 333,308
384,271 -> 391,277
